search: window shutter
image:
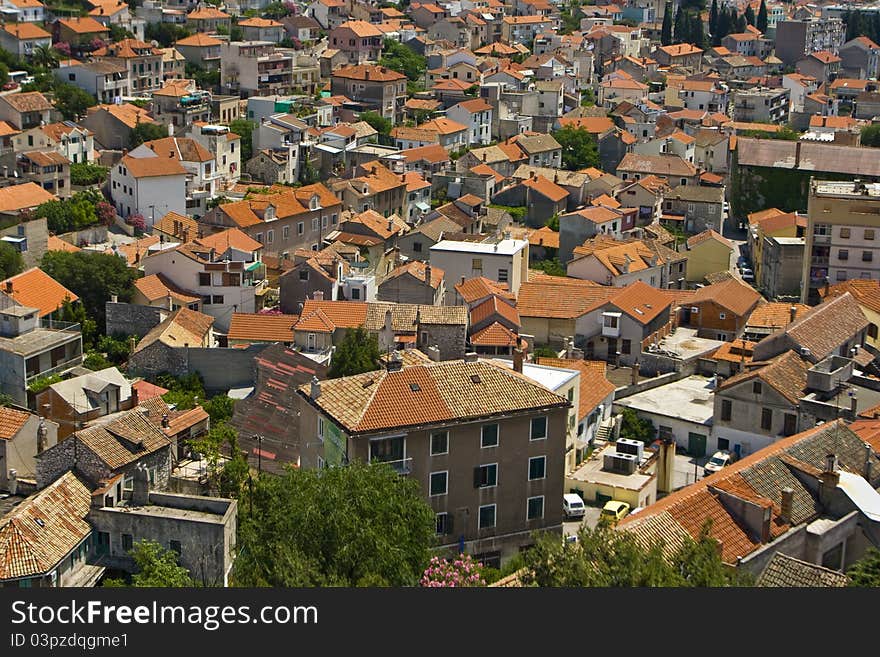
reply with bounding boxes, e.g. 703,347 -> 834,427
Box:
473,466 -> 482,488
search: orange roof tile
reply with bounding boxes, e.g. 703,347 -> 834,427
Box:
470,294 -> 520,328
746,302 -> 810,330
690,277 -> 762,317
133,272 -> 200,305
227,313 -> 300,343
46,235 -> 81,253
0,405 -> 30,440
517,277 -> 613,319
382,260 -> 444,289
195,228 -> 262,254
469,321 -> 519,347
121,153 -> 186,178
0,182 -> 55,213
527,226 -> 560,249
295,300 -> 368,332
454,276 -> 514,304
522,174 -> 568,202
1,267 -> 78,317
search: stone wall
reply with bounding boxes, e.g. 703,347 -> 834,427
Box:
422,323 -> 467,361
105,302 -> 166,338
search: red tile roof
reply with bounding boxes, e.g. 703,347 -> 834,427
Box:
1,267 -> 78,317
227,313 -> 300,343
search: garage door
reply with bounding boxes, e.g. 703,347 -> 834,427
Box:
688,432 -> 707,458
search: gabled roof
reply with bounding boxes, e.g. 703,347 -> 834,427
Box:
468,321 -> 519,348
470,294 -> 519,328
238,16 -> 282,27
298,360 -> 568,435
133,272 -> 200,305
527,226 -> 560,249
820,279 -> 880,315
537,358 -> 615,419
46,235 -> 80,253
332,64 -> 406,82
175,33 -> 222,47
295,300 -> 368,333
757,553 -> 848,587
194,227 -> 262,254
0,471 -> 91,580
227,313 -> 299,343
134,307 -> 213,353
454,276 -> 514,304
608,280 -> 671,325
521,174 -> 568,202
617,153 -> 697,177
690,277 -> 762,317
1,22 -> 50,39
752,293 -> 869,363
687,229 -> 734,250
0,406 -> 30,440
382,260 -> 444,290
517,277 -> 613,320
120,153 -> 187,178
746,302 -> 810,331
57,16 -> 109,34
717,349 -> 811,404
73,406 -> 171,470
1,267 -> 78,318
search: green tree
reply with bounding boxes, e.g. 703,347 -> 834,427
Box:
32,44 -> 59,71
531,257 -> 566,277
144,22 -> 192,47
359,110 -> 392,136
0,241 -> 23,280
662,2 -> 674,45
735,12 -> 746,32
69,162 -> 109,186
618,407 -> 656,445
232,461 -> 436,586
744,4 -> 755,25
53,82 -> 96,121
673,521 -> 741,586
552,126 -> 600,171
40,250 -> 137,334
847,547 -> 880,586
104,540 -> 195,587
757,0 -> 768,32
230,25 -> 244,41
34,191 -> 102,234
159,372 -> 206,410
328,327 -> 382,378
229,119 -> 256,161
129,121 -> 169,148
673,7 -> 686,43
378,38 -> 426,83
862,124 -> 880,147
708,0 -> 718,38
58,297 -> 97,349
262,1 -> 291,18
203,394 -> 234,425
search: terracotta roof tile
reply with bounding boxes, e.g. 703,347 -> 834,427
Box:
470,294 -> 520,328
0,406 -> 30,440
295,300 -> 368,332
757,553 -> 848,587
536,357 -> 615,418
300,360 -> 568,435
469,321 -> 519,347
227,313 -> 299,343
517,277 -> 614,319
46,235 -> 80,253
0,182 -> 55,212
0,472 -> 91,580
195,228 -> 262,254
133,272 -> 200,305
1,267 -> 78,318
608,280 -> 671,325
746,302 -> 810,331
454,276 -> 514,304
690,277 -> 762,317
820,279 -> 880,315
74,406 -> 171,470
521,174 -> 568,202
527,226 -> 560,249
332,64 -> 406,82
718,350 -> 811,404
134,307 -> 213,352
382,260 -> 444,289
687,229 -> 734,250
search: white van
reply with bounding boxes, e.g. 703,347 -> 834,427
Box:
563,493 -> 586,520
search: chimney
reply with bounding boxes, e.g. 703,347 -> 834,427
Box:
656,438 -> 675,493
513,347 -> 524,373
387,218 -> 393,232
425,345 -> 441,361
823,278 -> 830,297
460,275 -> 466,286
313,290 -> 324,301
464,351 -> 479,363
132,463 -> 149,506
850,389 -> 858,416
310,375 -> 321,399
780,487 -> 794,524
4,280 -> 11,294
111,294 -> 118,303
387,350 -> 403,372
760,505 -> 771,543
820,452 -> 840,495
789,305 -> 797,323
794,140 -> 802,167
631,361 -> 639,385
424,263 -> 431,286
161,412 -> 169,428
865,443 -> 874,481
7,469 -> 16,495
37,419 -> 47,454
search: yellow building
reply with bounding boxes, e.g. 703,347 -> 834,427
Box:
820,279 -> 880,349
683,229 -> 735,282
747,208 -> 804,283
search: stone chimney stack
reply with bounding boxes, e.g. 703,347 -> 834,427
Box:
513,347 -> 524,373
310,376 -> 321,399
7,469 -> 17,495
820,453 -> 840,494
790,305 -> 797,323
865,443 -> 873,481
37,418 -> 47,454
424,263 -> 431,287
161,412 -> 169,429
387,350 -> 403,372
780,487 -> 794,524
5,280 -> 11,294
132,463 -> 149,506
313,290 -> 324,301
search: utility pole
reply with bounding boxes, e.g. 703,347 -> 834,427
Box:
255,434 -> 262,474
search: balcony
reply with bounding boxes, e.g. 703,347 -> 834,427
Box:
371,457 -> 412,475
26,355 -> 83,385
813,233 -> 831,244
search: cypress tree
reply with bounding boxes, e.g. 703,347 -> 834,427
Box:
735,12 -> 747,32
744,4 -> 755,26
709,0 -> 719,38
673,7 -> 686,44
757,0 -> 768,33
661,1 -> 673,45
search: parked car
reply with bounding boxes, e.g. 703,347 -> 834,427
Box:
704,450 -> 735,476
563,493 -> 586,520
600,500 -> 630,524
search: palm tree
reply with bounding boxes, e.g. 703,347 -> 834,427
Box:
32,44 -> 59,71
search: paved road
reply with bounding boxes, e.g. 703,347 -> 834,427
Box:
563,506 -> 602,538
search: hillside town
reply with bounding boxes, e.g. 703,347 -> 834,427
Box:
2,0 -> 880,589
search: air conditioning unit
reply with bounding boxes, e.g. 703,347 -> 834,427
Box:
615,437 -> 644,462
602,451 -> 638,475
691,306 -> 699,314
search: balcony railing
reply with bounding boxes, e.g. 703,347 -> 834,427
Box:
40,318 -> 80,332
372,457 -> 412,475
26,355 -> 84,385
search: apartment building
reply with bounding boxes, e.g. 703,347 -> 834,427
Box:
221,42 -> 302,98
330,65 -> 407,125
92,38 -> 165,95
297,358 -> 570,566
775,18 -> 846,66
802,180 -> 880,304
430,238 -> 529,296
732,87 -> 791,124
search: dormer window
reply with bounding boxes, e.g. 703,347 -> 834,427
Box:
310,194 -> 320,211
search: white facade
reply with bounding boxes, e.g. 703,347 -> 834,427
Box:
445,105 -> 493,145
110,163 -> 187,223
567,254 -> 665,287
0,0 -> 45,22
430,239 -> 529,295
187,124 -> 241,187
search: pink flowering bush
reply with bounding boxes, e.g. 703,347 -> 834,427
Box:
420,554 -> 487,587
55,42 -> 71,57
126,213 -> 146,234
96,201 -> 115,226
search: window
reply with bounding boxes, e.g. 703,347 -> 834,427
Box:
528,456 -> 546,480
498,268 -> 508,283
530,416 -> 547,441
527,496 -> 544,520
429,471 -> 448,496
481,423 -> 498,447
472,258 -> 482,273
169,540 -> 182,556
783,413 -> 797,436
122,534 -> 133,551
721,399 -> 732,421
369,435 -> 405,470
864,251 -> 873,262
212,295 -> 223,305
761,408 -> 772,430
299,269 -> 309,281
478,504 -> 496,529
312,218 -> 319,231
297,221 -> 304,235
719,312 -> 726,320
351,288 -> 360,300
840,227 -> 851,238
317,416 -> 324,441
474,463 -> 497,488
267,230 -> 274,244
431,431 -> 448,455
752,381 -> 762,395
869,323 -> 878,339
622,339 -> 632,355
198,272 -> 211,286
837,270 -> 848,281
283,226 -> 290,240
435,512 -> 451,535
866,229 -> 875,241
717,437 -> 730,451
413,241 -> 423,253
255,232 -> 263,243
839,249 -> 849,261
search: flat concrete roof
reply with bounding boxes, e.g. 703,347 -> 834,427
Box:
615,374 -> 715,425
430,238 -> 527,255
103,502 -> 228,524
650,327 -> 724,361
0,328 -> 80,357
568,444 -> 653,490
